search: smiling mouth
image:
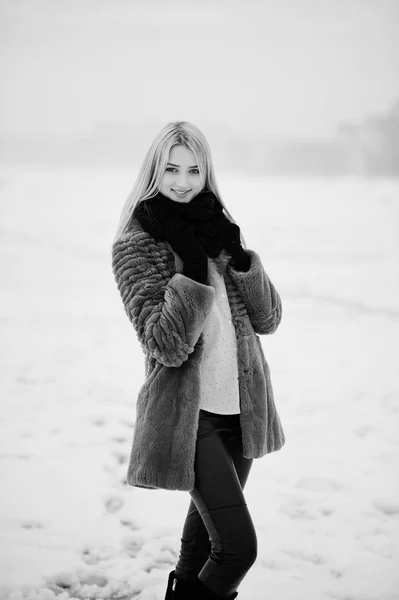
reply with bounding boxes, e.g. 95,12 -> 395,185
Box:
173,189 -> 191,196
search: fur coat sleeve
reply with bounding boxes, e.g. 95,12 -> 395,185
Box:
111,228 -> 215,367
226,249 -> 282,335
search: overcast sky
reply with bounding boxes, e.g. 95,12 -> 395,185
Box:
1,0 -> 398,139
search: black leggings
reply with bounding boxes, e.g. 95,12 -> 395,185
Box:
174,409 -> 257,597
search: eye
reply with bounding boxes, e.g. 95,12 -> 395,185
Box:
165,167 -> 200,174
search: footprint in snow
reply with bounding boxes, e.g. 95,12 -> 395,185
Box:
81,544 -> 116,565
280,503 -> 334,520
91,417 -> 107,427
330,568 -> 344,579
374,498 -> 399,517
45,569 -> 108,592
352,424 -> 377,438
120,418 -> 135,429
120,518 -> 140,531
110,435 -> 128,444
283,547 -> 326,565
149,547 -> 178,570
112,450 -> 129,465
380,393 -> 399,414
374,451 -> 399,465
49,427 -> 62,435
279,495 -> 334,520
79,572 -> 108,586
280,504 -> 316,520
21,519 -> 43,529
103,495 -> 124,514
16,375 -> 39,385
140,545 -> 178,573
295,476 -> 343,493
121,533 -> 145,557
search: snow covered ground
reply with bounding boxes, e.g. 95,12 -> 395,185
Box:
0,165 -> 398,600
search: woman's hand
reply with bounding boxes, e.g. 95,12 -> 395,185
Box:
217,220 -> 251,272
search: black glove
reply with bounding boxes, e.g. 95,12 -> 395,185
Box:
217,221 -> 251,272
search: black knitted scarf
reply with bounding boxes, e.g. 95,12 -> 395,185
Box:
133,189 -> 230,258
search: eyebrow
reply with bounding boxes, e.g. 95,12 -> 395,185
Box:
167,162 -> 199,168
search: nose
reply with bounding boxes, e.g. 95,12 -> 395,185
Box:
175,172 -> 189,188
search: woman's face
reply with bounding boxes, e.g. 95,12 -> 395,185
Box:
160,145 -> 203,203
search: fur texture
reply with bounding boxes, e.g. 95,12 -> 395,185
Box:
111,218 -> 286,491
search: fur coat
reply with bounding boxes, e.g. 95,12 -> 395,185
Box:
111,217 -> 286,491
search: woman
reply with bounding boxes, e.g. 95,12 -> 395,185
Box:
111,121 -> 286,600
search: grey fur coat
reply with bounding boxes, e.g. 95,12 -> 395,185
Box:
111,217 -> 286,491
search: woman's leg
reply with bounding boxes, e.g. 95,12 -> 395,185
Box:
175,431 -> 253,580
175,412 -> 257,597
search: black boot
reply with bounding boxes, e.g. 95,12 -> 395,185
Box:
193,576 -> 238,599
164,571 -> 176,600
164,569 -> 197,599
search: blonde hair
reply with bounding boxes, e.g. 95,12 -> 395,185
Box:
113,120 -> 246,249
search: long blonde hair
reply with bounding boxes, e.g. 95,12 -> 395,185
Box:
113,120 -> 246,249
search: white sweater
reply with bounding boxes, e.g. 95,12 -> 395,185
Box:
199,258 -> 241,414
